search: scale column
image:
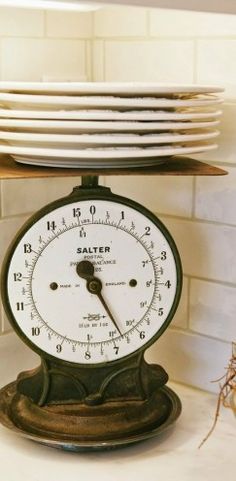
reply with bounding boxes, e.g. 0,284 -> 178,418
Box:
81,176 -> 99,188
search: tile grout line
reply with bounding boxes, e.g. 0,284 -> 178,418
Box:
155,211 -> 236,229
146,8 -> 151,38
102,39 -> 106,81
193,38 -> 198,83
0,180 -> 2,219
168,324 -> 232,345
186,276 -> 191,330
43,9 -> 47,38
191,177 -> 197,219
181,274 -> 236,289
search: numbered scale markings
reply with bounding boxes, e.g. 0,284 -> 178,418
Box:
4,198 -> 181,364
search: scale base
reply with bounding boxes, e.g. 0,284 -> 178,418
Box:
0,381 -> 181,451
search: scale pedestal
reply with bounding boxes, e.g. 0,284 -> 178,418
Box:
0,352 -> 181,449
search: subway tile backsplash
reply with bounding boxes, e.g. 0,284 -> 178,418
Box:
161,217 -> 236,284
197,39 -> 236,97
106,175 -> 194,218
94,6 -> 148,37
0,5 -> 235,393
102,40 -> 195,82
195,166 -> 236,225
0,7 -> 44,37
46,11 -> 93,38
1,177 -> 81,217
149,8 -> 236,37
189,278 -> 236,342
1,38 -> 87,81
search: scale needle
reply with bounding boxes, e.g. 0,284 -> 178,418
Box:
76,260 -> 123,336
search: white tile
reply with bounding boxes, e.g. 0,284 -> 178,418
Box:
161,217 -> 236,284
197,40 -> 236,97
0,303 -> 12,334
92,40 -> 104,81
1,38 -> 86,81
94,6 -> 147,37
195,166 -> 236,226
190,279 -> 236,342
104,40 -> 194,82
1,177 -> 81,217
0,7 -> 44,37
150,8 -> 236,37
86,40 -> 92,81
0,180 -> 2,217
146,328 -> 231,393
0,216 -> 29,267
1,38 -> 43,80
46,11 -> 92,38
0,333 -> 38,389
172,276 -> 188,329
193,103 -> 236,165
106,175 -> 193,217
42,39 -> 86,83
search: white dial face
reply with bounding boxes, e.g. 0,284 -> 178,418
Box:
6,197 -> 180,364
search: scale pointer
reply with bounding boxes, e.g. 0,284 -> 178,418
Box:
76,260 -> 123,336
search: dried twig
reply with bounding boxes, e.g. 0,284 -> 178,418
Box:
198,342 -> 236,449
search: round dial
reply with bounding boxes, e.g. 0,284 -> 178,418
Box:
2,192 -> 182,365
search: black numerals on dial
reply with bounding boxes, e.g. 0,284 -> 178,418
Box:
113,346 -> 119,355
56,344 -> 62,353
85,351 -> 91,360
32,327 -> 40,336
140,300 -> 147,308
90,205 -> 96,215
161,251 -> 167,260
73,207 -> 81,218
140,331 -> 146,339
16,302 -> 24,311
144,226 -> 151,236
79,227 -> 86,238
165,280 -> 171,288
14,272 -> 22,281
24,243 -> 32,253
47,221 -> 56,231
158,308 -> 164,316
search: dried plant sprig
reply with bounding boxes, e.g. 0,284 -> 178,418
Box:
198,342 -> 236,449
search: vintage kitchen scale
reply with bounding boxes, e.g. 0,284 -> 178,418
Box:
0,156 -> 227,451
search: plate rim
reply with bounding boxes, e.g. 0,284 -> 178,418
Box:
0,92 -> 223,108
0,129 -> 219,144
0,119 -> 221,131
0,81 -> 224,95
0,108 -> 223,120
0,142 -> 217,159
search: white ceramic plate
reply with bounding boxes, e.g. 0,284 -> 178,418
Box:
12,143 -> 217,168
0,142 -> 217,160
12,157 -> 167,168
11,156 -> 175,168
0,92 -> 223,110
0,108 -> 222,120
0,130 -> 219,148
0,81 -> 224,96
0,118 -> 221,132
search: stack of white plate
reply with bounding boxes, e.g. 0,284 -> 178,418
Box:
0,82 -> 223,168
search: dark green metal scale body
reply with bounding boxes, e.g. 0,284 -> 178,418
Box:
0,175 -> 182,450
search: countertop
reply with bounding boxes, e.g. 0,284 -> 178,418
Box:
0,334 -> 235,481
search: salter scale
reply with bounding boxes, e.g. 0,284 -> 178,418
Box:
0,156 -> 227,451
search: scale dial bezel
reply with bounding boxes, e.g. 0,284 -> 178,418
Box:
1,186 -> 182,368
